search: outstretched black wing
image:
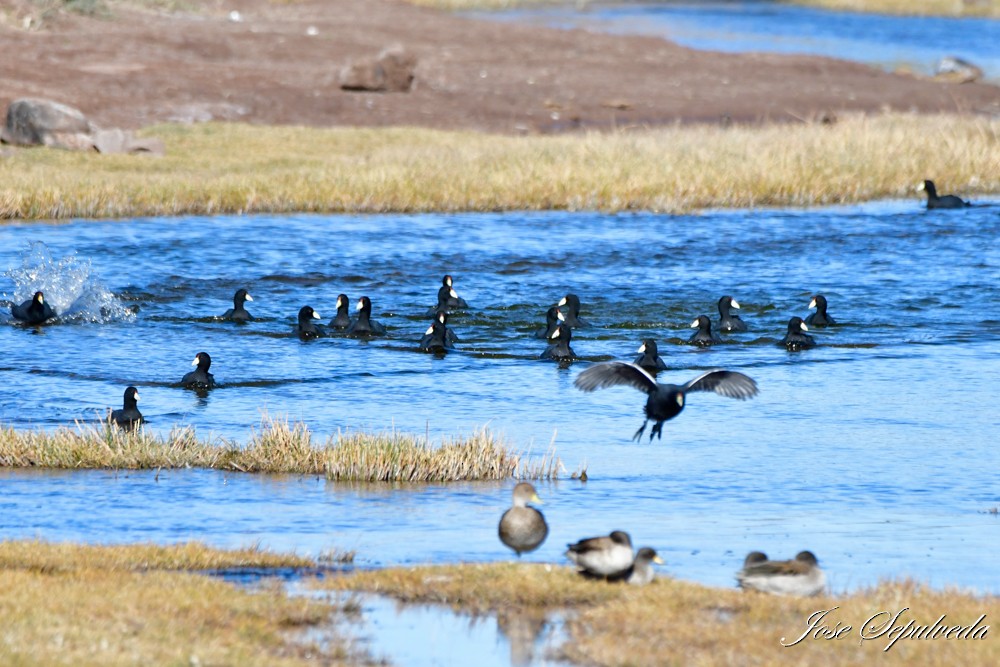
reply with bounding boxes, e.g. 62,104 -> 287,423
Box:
574,361 -> 658,394
683,370 -> 758,400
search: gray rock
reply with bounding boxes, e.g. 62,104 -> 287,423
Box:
340,46 -> 416,92
93,128 -> 165,155
1,98 -> 94,148
933,56 -> 983,84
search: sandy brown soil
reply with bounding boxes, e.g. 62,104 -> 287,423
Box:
0,0 -> 998,134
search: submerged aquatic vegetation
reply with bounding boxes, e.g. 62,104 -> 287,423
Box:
0,418 -> 562,481
0,113 -> 997,219
322,563 -> 1000,666
0,540 -> 364,667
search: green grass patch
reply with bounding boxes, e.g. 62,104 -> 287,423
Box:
2,113 -> 997,220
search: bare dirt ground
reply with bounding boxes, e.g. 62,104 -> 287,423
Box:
0,0 -> 998,134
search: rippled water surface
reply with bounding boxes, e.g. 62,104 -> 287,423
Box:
2,201 -> 999,594
479,1 -> 1000,80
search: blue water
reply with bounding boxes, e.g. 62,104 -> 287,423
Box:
2,200 -> 1000,597
479,1 -> 1000,80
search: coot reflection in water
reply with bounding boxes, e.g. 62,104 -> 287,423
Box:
1,201 -> 998,594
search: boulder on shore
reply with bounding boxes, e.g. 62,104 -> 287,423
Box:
339,46 -> 416,92
1,98 -> 163,154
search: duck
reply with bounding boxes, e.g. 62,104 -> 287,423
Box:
918,180 -> 969,209
498,482 -> 548,557
296,305 -> 324,340
346,296 -> 387,336
689,314 -> 722,347
328,294 -> 352,330
110,386 -> 143,429
11,291 -> 57,324
540,323 -> 576,361
634,338 -> 667,372
574,363 -> 758,441
736,550 -> 826,597
617,547 -> 665,586
565,531 -> 634,578
717,295 -> 747,332
181,352 -> 215,390
557,293 -> 590,328
418,318 -> 454,353
804,295 -> 835,327
220,288 -> 253,322
534,306 -> 565,339
781,316 -> 815,351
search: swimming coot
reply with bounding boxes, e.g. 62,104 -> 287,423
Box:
182,352 -> 215,389
781,316 -> 816,351
804,295 -> 836,327
329,294 -> 352,330
110,386 -> 143,429
221,288 -> 253,322
634,338 -> 667,372
346,296 -> 387,336
296,305 -> 324,340
574,363 -> 759,440
717,295 -> 747,332
418,318 -> 454,353
11,291 -> 57,324
689,314 -> 721,347
557,293 -> 590,328
498,482 -> 548,557
534,306 -> 565,339
918,180 -> 969,209
540,323 -> 577,361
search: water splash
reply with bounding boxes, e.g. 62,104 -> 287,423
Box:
3,241 -> 135,323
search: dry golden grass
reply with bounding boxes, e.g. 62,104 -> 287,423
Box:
0,540 -> 363,667
790,0 -> 1000,19
321,562 -> 999,666
1,113 -> 996,219
0,418 -> 561,481
0,538 -> 315,571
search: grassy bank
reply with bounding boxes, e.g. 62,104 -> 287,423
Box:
408,0 -> 1000,18
1,113 -> 997,219
320,562 -> 999,666
0,419 -> 561,481
0,540 -> 364,667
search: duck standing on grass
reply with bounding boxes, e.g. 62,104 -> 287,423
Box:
736,550 -> 826,597
498,483 -> 548,557
566,531 -> 634,578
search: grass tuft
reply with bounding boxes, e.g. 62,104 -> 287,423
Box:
1,114 -> 997,219
0,418 -> 562,481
